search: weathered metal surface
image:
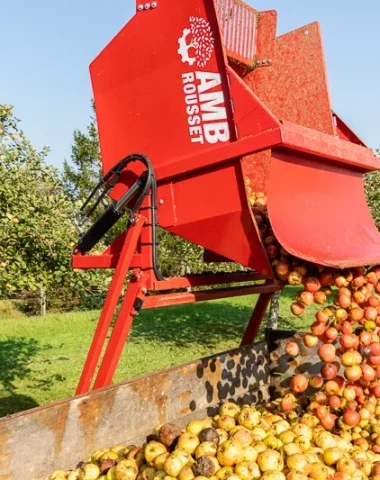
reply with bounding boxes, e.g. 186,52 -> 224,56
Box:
267,329 -> 341,399
245,22 -> 335,136
0,342 -> 269,480
215,0 -> 258,68
332,112 -> 366,147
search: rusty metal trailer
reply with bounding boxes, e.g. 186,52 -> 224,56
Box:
0,331 -> 323,480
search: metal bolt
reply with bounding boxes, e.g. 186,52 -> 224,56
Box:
268,59 -> 272,64
137,4 -> 143,10
256,60 -> 261,65
262,59 -> 267,64
142,287 -> 147,294
159,199 -> 164,205
151,1 -> 157,7
144,3 -> 150,9
73,248 -> 79,254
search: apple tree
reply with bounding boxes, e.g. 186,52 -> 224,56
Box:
0,104 -> 103,299
365,148 -> 380,230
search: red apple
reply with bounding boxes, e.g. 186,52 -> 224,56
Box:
290,374 -> 309,393
329,395 -> 341,409
343,408 -> 360,426
285,342 -> 300,357
314,291 -> 327,305
291,302 -> 305,316
371,342 -> 380,356
321,363 -> 338,380
337,295 -> 351,309
309,374 -> 324,389
304,277 -> 321,293
304,334 -> 319,348
316,310 -> 330,324
311,321 -> 327,336
365,306 -> 378,321
340,334 -> 355,349
318,344 -> 336,363
361,364 -> 376,382
299,290 -> 315,306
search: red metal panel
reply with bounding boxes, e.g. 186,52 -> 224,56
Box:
154,128 -> 282,181
215,0 -> 258,69
254,10 -> 277,65
166,161 -> 273,278
91,0 -> 234,176
245,22 -> 335,135
227,66 -> 280,139
280,121 -> 379,172
332,112 -> 366,147
268,150 -> 380,268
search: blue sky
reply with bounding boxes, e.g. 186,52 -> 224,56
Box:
1,0 -> 379,169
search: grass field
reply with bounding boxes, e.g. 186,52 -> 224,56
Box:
0,288 -> 316,418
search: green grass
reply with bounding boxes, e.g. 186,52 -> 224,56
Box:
0,288 -> 316,418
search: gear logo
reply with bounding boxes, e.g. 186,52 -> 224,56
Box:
177,16 -> 215,68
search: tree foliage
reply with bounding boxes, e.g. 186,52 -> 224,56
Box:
0,105 -> 108,305
365,149 -> 380,230
62,101 -> 102,202
0,105 -> 76,292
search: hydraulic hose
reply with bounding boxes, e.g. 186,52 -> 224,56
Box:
76,153 -> 164,281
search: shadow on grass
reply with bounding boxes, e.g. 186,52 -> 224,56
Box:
0,338 -> 66,417
132,301 -> 252,347
129,289 -> 300,348
0,338 -> 39,392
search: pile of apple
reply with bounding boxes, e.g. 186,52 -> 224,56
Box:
41,400 -> 380,480
250,189 -> 380,425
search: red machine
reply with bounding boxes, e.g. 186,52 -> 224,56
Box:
72,0 -> 380,394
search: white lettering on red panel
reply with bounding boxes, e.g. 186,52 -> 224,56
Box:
178,17 -> 230,145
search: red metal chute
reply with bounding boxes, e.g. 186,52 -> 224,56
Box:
268,149 -> 380,268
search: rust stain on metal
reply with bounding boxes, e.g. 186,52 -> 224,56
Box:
155,393 -> 168,425
0,421 -> 11,480
39,401 -> 70,458
179,407 -> 192,416
77,388 -> 117,453
130,371 -> 173,426
129,372 -> 172,404
177,390 -> 191,406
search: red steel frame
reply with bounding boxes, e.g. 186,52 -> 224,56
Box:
73,0 -> 380,394
74,194 -> 281,394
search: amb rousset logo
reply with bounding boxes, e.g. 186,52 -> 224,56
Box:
177,16 -> 230,146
